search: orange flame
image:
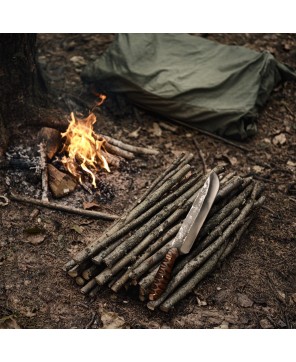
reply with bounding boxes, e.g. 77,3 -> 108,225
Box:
95,93 -> 107,107
61,112 -> 110,188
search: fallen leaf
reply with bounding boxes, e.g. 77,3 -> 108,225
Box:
164,142 -> 173,149
70,55 -> 87,67
287,160 -> 296,167
228,156 -> 238,166
128,127 -> 141,139
100,308 -> 125,329
0,315 -> 21,329
24,234 -> 46,245
83,201 -> 101,210
214,321 -> 229,329
171,150 -> 185,158
259,319 -> 274,329
272,133 -> 287,146
237,293 -> 253,308
20,308 -> 36,318
148,122 -> 162,137
252,165 -> 264,173
70,224 -> 83,234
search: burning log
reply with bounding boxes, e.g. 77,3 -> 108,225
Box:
47,164 -> 77,198
64,154 -> 264,312
37,127 -> 62,160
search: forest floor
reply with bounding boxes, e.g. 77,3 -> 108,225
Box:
0,34 -> 295,329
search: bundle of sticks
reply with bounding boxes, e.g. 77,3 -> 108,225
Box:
63,153 -> 265,311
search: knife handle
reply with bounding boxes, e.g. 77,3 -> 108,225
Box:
148,247 -> 180,301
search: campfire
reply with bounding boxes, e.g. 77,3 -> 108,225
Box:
8,106 -> 160,219
60,112 -> 110,188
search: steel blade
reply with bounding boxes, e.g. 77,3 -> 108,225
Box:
176,171 -> 220,254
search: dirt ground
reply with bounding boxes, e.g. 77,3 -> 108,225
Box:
0,33 -> 295,329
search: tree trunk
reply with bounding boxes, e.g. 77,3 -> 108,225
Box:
0,34 -> 47,157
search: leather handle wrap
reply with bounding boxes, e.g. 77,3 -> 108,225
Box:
148,247 -> 180,301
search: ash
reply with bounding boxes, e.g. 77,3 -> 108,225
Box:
5,145 -> 42,198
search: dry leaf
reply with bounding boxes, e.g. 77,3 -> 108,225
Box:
100,308 -> 125,329
287,160 -> 296,167
237,293 -> 253,308
148,122 -> 162,137
70,224 -> 83,234
272,133 -> 287,146
83,201 -> 101,210
128,127 -> 141,139
252,165 -> 264,173
0,315 -> 21,329
70,55 -> 87,67
24,234 -> 46,245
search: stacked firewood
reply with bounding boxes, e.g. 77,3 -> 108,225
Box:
63,153 -> 265,311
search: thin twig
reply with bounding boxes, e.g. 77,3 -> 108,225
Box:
193,138 -> 206,174
9,193 -> 118,221
39,142 -> 49,202
101,134 -> 159,155
167,117 -> 251,152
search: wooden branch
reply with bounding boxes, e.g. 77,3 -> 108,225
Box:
75,276 -> 86,286
9,193 -> 118,221
103,178 -> 203,268
104,142 -> 135,160
193,138 -> 206,174
37,127 -> 62,160
166,117 -> 251,152
80,278 -> 97,295
159,219 -> 252,312
147,153 -> 195,197
129,238 -> 176,282
101,134 -> 159,155
110,223 -> 181,293
214,176 -> 244,203
134,153 -> 186,203
68,260 -> 92,278
219,171 -> 237,185
98,195 -> 191,285
88,285 -> 100,298
147,199 -> 255,309
82,264 -> 102,281
94,170 -> 198,266
69,163 -> 192,267
138,267 -> 158,301
101,150 -> 121,168
47,164 -> 77,198
39,142 -> 49,202
91,238 -> 123,266
209,176 -> 253,218
199,183 -> 254,240
124,163 -> 192,223
159,242 -> 227,312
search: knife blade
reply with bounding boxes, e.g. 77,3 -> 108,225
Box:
148,171 -> 220,301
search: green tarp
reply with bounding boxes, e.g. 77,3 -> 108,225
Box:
81,34 -> 296,139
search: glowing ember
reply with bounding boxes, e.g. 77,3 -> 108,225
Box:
60,111 -> 110,188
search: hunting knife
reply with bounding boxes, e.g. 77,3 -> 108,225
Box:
148,171 -> 220,301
